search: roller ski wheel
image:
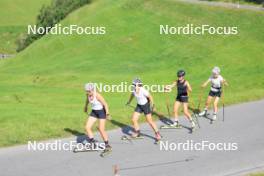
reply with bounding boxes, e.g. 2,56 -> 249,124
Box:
190,126 -> 196,133
121,135 -> 144,141
160,124 -> 182,129
73,146 -> 99,153
190,122 -> 196,133
154,138 -> 162,145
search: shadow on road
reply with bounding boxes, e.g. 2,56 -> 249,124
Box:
64,128 -> 87,143
109,119 -> 157,141
180,124 -> 193,134
152,111 -> 173,125
202,115 -> 214,124
109,119 -> 133,135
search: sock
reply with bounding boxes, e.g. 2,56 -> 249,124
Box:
89,137 -> 95,143
104,141 -> 109,145
174,120 -> 179,124
155,131 -> 160,135
135,130 -> 141,136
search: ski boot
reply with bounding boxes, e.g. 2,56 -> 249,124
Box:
100,144 -> 112,157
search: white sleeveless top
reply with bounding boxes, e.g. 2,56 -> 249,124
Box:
88,93 -> 103,110
133,87 -> 150,105
209,75 -> 224,92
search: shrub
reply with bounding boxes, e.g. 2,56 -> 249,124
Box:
17,0 -> 91,52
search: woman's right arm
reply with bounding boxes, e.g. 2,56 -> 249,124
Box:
165,81 -> 177,92
201,79 -> 210,88
126,93 -> 134,105
84,95 -> 89,112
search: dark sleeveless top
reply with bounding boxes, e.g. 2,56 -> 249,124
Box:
177,80 -> 188,96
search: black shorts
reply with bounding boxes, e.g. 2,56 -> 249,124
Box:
135,102 -> 151,115
90,109 -> 106,119
176,95 -> 188,103
209,90 -> 221,97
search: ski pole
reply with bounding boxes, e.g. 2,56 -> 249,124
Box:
194,113 -> 201,129
126,104 -> 135,109
222,85 -> 225,122
223,103 -> 225,122
189,98 -> 201,129
151,104 -> 155,113
165,92 -> 171,118
197,87 -> 204,111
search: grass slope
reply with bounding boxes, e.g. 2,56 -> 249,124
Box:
0,0 -> 263,146
249,173 -> 264,176
0,0 -> 51,53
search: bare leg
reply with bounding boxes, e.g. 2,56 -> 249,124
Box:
199,96 -> 213,116
146,114 -> 159,133
98,119 -> 108,142
213,97 -> 220,114
173,101 -> 181,122
85,116 -> 97,139
131,112 -> 141,134
183,103 -> 195,127
146,114 -> 161,140
205,96 -> 213,109
183,103 -> 192,121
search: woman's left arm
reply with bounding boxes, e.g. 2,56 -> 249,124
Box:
222,79 -> 229,86
97,93 -> 110,115
186,81 -> 192,93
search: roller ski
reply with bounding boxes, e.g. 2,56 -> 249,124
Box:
192,113 -> 201,129
100,145 -> 112,157
154,138 -> 161,145
160,121 -> 182,129
73,140 -> 102,153
209,113 -> 217,124
73,146 -> 99,153
73,146 -> 90,153
190,120 -> 196,133
199,110 -> 215,124
121,134 -> 144,141
198,109 -> 209,117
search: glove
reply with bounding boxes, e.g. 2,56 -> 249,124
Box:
106,114 -> 111,120
151,104 -> 155,112
84,106 -> 88,113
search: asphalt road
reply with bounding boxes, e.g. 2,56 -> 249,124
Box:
178,0 -> 264,11
1,100 -> 264,176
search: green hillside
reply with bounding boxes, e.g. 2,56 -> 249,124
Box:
0,0 -> 263,147
0,0 -> 51,26
0,0 -> 51,53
